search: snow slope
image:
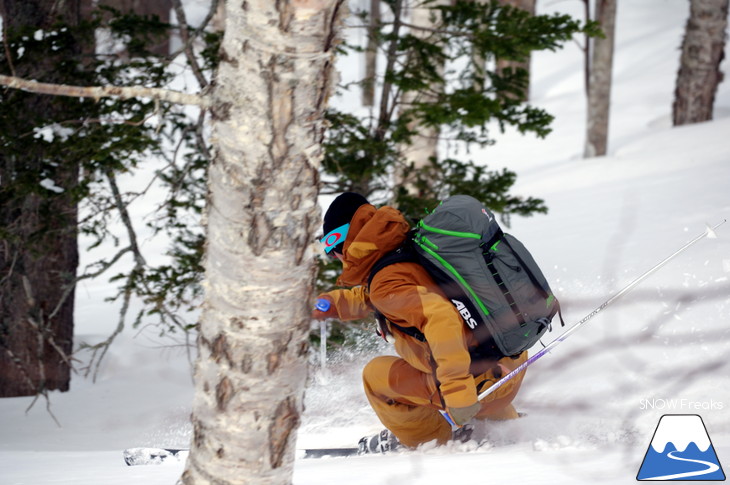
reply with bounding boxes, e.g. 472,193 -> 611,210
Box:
2,1 -> 730,484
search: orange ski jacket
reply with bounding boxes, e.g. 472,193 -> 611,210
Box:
321,203 -> 481,409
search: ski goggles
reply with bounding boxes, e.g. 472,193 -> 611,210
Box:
320,223 -> 350,255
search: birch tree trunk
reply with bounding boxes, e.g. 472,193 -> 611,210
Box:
584,0 -> 617,158
396,0 -> 447,194
363,0 -> 380,106
673,0 -> 729,126
181,1 -> 345,484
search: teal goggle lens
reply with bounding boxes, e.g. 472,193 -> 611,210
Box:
320,223 -> 350,254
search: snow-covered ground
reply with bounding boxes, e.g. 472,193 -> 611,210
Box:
2,1 -> 729,484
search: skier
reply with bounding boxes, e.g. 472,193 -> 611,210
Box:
313,193 -> 529,450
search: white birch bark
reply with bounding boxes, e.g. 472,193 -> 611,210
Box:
584,0 -> 617,158
181,1 -> 345,484
673,0 -> 729,126
363,0 -> 380,107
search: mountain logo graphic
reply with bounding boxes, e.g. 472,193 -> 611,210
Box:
637,414 -> 726,481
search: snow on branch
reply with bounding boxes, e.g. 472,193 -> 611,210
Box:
0,74 -> 208,107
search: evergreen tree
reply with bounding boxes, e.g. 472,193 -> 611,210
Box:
324,0 -> 599,219
0,4 -> 219,391
0,0 -> 94,397
1,0 -> 598,376
314,0 -> 597,345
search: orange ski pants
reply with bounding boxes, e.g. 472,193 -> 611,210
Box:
362,351 -> 528,448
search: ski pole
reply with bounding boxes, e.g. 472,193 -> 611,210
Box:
315,298 -> 331,370
477,220 -> 726,403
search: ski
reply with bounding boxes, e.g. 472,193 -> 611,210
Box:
125,425 -> 474,464
302,447 -> 360,458
123,446 -> 362,465
123,447 -> 188,466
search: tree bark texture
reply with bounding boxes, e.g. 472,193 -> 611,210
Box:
362,0 -> 380,107
584,0 -> 617,158
673,0 -> 729,126
0,0 -> 90,397
181,1 -> 345,484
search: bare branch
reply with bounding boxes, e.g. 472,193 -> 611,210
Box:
25,315 -> 78,374
195,109 -> 213,162
198,0 -> 222,34
56,107 -> 161,129
25,390 -> 62,427
0,74 -> 208,107
80,168 -> 199,378
106,170 -> 146,268
85,284 -> 131,382
167,0 -> 221,60
171,0 -> 209,88
398,20 -> 452,36
0,250 -> 18,287
2,18 -> 16,77
48,246 -> 134,323
0,344 -> 37,393
78,171 -> 147,379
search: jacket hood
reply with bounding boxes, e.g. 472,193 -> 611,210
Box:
337,204 -> 411,287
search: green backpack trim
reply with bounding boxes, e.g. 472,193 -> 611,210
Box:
370,195 -> 561,358
413,239 -> 491,317
418,219 -> 482,240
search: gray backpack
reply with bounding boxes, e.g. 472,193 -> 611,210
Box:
369,195 -> 561,359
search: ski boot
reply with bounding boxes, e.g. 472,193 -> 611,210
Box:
357,428 -> 400,455
452,424 -> 474,443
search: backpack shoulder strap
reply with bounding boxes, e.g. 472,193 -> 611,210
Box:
366,234 -> 419,291
368,234 -> 426,342
376,311 -> 427,342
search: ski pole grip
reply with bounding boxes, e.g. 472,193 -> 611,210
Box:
315,298 -> 331,312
